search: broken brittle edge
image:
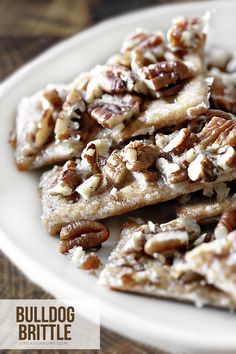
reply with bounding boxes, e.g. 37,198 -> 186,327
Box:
177,185 -> 236,222
99,210 -> 236,309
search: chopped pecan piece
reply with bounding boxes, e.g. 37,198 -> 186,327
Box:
49,160 -> 81,196
34,108 -> 54,149
123,141 -> 159,171
137,60 -> 192,92
89,94 -> 141,128
130,48 -> 155,72
210,70 -> 236,115
60,220 -> 110,254
81,142 -> 99,176
134,171 -> 159,184
163,128 -> 192,155
97,65 -> 135,94
214,210 -> 236,239
193,233 -> 213,247
80,253 -> 101,270
107,52 -> 132,68
76,173 -> 108,199
43,89 -> 63,110
54,89 -> 86,140
187,154 -> 215,182
71,246 -> 101,270
161,217 -> 201,240
103,150 -> 128,187
155,131 -> 180,150
216,146 -> 236,170
156,157 -> 187,185
205,109 -> 234,121
167,168 -> 188,184
80,138 -> 112,177
167,16 -> 206,50
144,230 -> 189,255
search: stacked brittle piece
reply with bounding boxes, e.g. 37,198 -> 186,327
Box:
11,15 -> 236,309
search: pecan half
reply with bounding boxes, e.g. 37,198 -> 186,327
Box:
123,141 -> 159,171
144,230 -> 189,255
89,94 -> 140,128
197,116 -> 236,149
214,210 -> 236,239
137,60 -> 191,92
59,220 -> 110,254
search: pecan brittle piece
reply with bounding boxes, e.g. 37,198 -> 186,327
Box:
99,217 -> 236,309
182,231 -> 236,301
40,114 -> 236,235
13,84 -> 92,170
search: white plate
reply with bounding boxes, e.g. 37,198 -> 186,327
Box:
1,2 -> 236,353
